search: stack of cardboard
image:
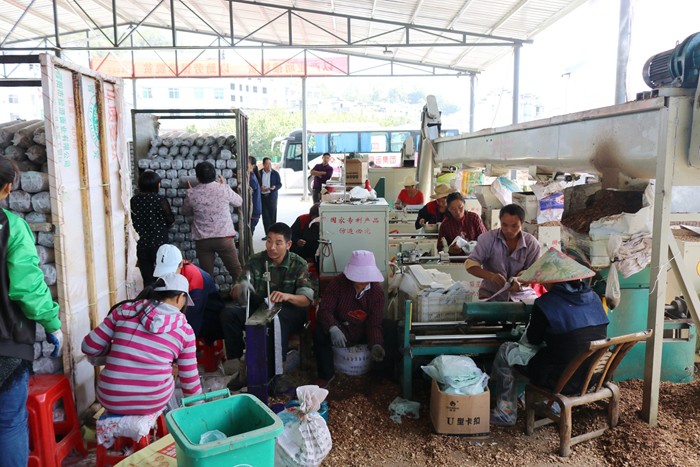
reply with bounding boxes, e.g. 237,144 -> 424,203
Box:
344,157 -> 368,186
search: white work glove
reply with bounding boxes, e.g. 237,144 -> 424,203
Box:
329,326 -> 347,348
46,329 -> 63,357
371,344 -> 385,362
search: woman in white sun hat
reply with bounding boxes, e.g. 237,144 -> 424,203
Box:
313,250 -> 397,387
490,248 -> 609,426
394,174 -> 424,209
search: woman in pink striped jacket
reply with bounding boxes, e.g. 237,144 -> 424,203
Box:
82,273 -> 202,415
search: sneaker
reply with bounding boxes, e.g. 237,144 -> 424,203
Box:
227,373 -> 247,391
222,358 -> 241,376
272,375 -> 294,395
226,359 -> 247,390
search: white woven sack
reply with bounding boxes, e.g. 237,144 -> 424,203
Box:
332,344 -> 371,376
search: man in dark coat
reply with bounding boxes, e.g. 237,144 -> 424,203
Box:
260,157 -> 283,236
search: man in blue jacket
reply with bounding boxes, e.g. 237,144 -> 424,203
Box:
260,157 -> 283,237
153,244 -> 225,341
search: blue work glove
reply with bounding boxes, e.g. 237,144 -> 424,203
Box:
46,329 -> 63,357
329,326 -> 347,348
371,344 -> 385,362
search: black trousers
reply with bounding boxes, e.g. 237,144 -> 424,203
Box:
220,304 -> 307,360
261,194 -> 277,234
312,189 -> 322,204
136,244 -> 160,287
313,319 -> 399,380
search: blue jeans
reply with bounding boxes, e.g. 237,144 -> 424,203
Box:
0,367 -> 30,467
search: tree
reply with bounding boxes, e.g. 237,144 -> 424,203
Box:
207,107 -> 300,162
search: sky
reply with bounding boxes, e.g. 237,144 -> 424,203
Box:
453,0 -> 700,129
308,0 -> 700,132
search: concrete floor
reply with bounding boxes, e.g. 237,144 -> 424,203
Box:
251,188 -> 313,253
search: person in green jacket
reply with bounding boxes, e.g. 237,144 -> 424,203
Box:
0,158 -> 62,467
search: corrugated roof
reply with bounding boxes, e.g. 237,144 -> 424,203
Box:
0,0 -> 587,74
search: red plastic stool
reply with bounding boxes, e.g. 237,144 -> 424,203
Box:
96,413 -> 168,467
197,338 -> 225,372
26,374 -> 87,467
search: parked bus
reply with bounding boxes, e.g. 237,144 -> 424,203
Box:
273,124 -> 459,189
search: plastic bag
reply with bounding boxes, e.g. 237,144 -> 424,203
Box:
275,385 -> 332,467
388,397 -> 420,424
605,235 -> 622,310
199,429 -> 226,444
348,186 -> 377,201
491,177 -> 520,206
606,262 -> 621,310
421,355 -> 488,395
489,342 -> 519,426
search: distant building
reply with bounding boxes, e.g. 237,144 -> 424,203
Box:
0,87 -> 43,122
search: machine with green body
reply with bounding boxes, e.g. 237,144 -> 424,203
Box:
604,267 -> 695,383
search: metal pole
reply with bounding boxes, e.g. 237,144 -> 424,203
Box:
615,0 -> 632,104
301,76 -> 309,201
469,73 -> 475,132
512,43 -> 521,124
52,0 -> 61,57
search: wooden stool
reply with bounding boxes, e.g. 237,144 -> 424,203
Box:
96,413 -> 168,467
26,374 -> 87,467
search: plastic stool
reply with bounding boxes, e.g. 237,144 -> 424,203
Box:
197,338 -> 225,372
96,413 -> 168,467
26,374 -> 87,467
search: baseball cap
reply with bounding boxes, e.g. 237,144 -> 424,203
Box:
153,244 -> 183,278
153,272 -> 194,307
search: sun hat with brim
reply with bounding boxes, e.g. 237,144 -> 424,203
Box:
153,244 -> 183,278
343,250 -> 384,283
401,175 -> 417,187
430,183 -> 458,199
154,272 -> 195,306
518,247 -> 595,284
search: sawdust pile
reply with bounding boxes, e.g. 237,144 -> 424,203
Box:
561,190 -> 644,234
323,373 -> 700,466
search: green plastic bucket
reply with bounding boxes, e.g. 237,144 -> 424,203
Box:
165,389 -> 283,467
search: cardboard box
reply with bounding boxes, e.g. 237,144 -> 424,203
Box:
344,159 -> 368,186
512,192 -> 538,223
483,208 -> 501,230
473,185 -> 503,210
464,198 -> 482,217
430,379 -> 490,437
522,222 -> 562,251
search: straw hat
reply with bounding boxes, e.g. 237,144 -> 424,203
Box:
518,247 -> 595,284
430,183 -> 458,199
343,250 -> 384,283
401,175 -> 417,187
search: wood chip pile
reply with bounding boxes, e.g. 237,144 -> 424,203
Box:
0,119 -> 61,375
561,190 -> 644,234
136,132 -> 239,294
319,373 -> 700,466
